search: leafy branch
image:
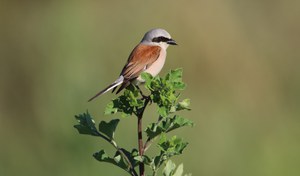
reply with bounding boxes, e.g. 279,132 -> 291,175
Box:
74,68 -> 193,176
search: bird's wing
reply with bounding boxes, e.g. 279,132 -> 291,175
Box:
121,44 -> 161,80
112,44 -> 161,94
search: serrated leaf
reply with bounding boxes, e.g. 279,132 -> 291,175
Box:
163,160 -> 176,176
98,119 -> 120,140
74,112 -> 98,136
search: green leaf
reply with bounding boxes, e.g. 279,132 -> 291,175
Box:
157,133 -> 168,152
104,101 -> 118,115
166,115 -> 194,133
163,160 -> 176,176
145,116 -> 193,139
153,153 -> 163,170
104,84 -> 148,117
166,69 -> 183,82
149,76 -> 163,91
173,164 -> 184,176
145,123 -> 163,139
98,119 -> 120,140
126,88 -> 144,108
170,106 -> 177,113
128,148 -> 140,167
74,112 -> 98,136
105,95 -> 134,117
158,135 -> 188,157
141,72 -> 153,82
93,150 -> 129,172
165,69 -> 187,91
115,148 -> 140,168
167,93 -> 178,103
133,155 -> 152,166
176,99 -> 191,111
141,72 -> 153,89
158,106 -> 169,117
172,82 -> 186,90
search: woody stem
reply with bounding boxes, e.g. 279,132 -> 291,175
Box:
137,96 -> 151,176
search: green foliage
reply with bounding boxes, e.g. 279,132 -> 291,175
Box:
74,112 -> 98,136
98,119 -> 119,140
158,135 -> 188,157
163,160 -> 176,176
93,150 -> 129,172
74,69 -> 193,176
145,115 -> 193,139
163,160 -> 191,176
141,68 -> 190,118
104,85 -> 144,117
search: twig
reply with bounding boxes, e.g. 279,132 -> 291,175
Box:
137,96 -> 151,176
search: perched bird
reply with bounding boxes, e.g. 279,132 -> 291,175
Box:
88,28 -> 177,102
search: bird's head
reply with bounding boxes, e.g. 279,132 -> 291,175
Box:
141,28 -> 177,49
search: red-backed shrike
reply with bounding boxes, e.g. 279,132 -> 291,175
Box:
88,28 -> 177,102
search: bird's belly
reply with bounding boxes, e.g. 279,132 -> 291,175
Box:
136,50 -> 166,83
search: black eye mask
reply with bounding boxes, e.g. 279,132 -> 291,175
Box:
152,36 -> 171,43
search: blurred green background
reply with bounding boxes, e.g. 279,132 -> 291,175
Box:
1,1 -> 300,176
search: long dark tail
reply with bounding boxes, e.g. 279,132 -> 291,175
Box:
88,76 -> 124,102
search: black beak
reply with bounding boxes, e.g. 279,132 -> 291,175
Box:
167,39 -> 177,45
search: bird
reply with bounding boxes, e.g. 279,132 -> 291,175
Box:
88,28 -> 177,102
